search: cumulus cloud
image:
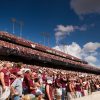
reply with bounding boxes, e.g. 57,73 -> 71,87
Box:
53,42 -> 82,58
55,25 -> 74,44
84,56 -> 98,66
70,0 -> 100,16
55,25 -> 88,44
53,42 -> 100,67
67,42 -> 82,58
84,56 -> 97,63
55,25 -> 74,33
83,42 -> 100,52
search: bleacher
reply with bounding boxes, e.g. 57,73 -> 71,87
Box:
0,31 -> 100,74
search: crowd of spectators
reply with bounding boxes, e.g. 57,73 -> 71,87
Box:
0,31 -> 89,65
0,60 -> 100,100
0,31 -> 100,100
0,38 -> 100,73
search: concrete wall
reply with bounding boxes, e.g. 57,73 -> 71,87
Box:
73,91 -> 100,100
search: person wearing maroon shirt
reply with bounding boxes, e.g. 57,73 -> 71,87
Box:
29,73 -> 43,99
10,64 -> 20,84
28,74 -> 36,99
61,75 -> 67,100
45,79 -> 53,100
22,70 -> 31,94
55,74 -> 62,100
75,78 -> 82,98
0,62 -> 11,89
10,63 -> 20,76
0,62 -> 11,99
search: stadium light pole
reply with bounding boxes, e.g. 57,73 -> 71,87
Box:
19,21 -> 24,37
41,33 -> 46,46
41,33 -> 50,46
46,33 -> 50,47
11,18 -> 16,34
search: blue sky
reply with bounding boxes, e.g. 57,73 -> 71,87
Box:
0,0 -> 100,67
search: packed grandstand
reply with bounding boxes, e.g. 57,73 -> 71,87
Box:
0,31 -> 100,74
0,31 -> 100,100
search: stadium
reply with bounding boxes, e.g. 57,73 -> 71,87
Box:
0,31 -> 100,74
0,0 -> 100,99
0,31 -> 100,100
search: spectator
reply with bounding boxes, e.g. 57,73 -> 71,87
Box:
55,74 -> 62,100
0,62 -> 11,100
75,78 -> 82,98
34,78 -> 43,100
0,60 -> 99,100
22,69 -> 31,95
11,71 -> 23,100
45,79 -> 53,100
66,78 -> 76,100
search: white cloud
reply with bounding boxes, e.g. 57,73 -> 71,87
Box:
67,42 -> 82,58
55,25 -> 75,44
70,0 -> 100,16
84,56 -> 98,66
55,25 -> 88,44
53,42 -> 82,58
55,25 -> 87,33
55,32 -> 66,44
84,56 -> 97,63
83,42 -> 100,52
53,42 -> 100,67
55,25 -> 74,33
74,25 -> 87,31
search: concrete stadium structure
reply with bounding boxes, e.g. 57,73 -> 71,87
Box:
0,31 -> 100,74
